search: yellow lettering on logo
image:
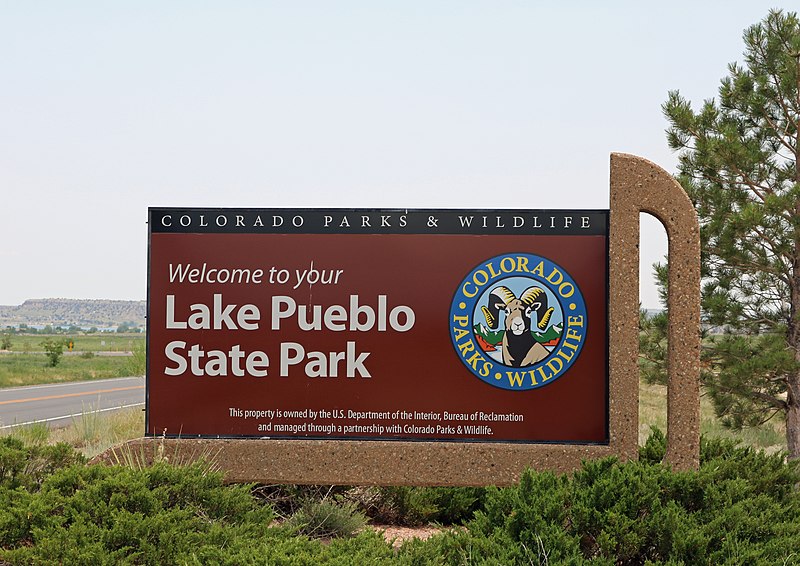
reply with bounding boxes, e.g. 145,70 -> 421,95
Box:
546,267 -> 563,286
565,327 -> 583,342
499,256 -> 516,273
536,365 -> 551,382
462,282 -> 477,298
452,327 -> 470,341
567,315 -> 585,327
486,261 -> 501,278
506,371 -> 525,387
557,347 -> 574,363
545,357 -> 563,376
458,340 -> 475,357
466,351 -> 485,371
558,282 -> 574,298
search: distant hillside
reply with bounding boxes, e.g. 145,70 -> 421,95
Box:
0,299 -> 145,329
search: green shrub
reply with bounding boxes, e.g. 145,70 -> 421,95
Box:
0,436 -> 84,491
364,486 -> 486,526
414,434 -> 800,565
121,341 -> 145,376
252,484 -> 352,517
184,529 -> 396,565
638,425 -> 667,464
2,431 -> 800,564
287,497 -> 367,539
40,338 -> 66,367
0,462 -> 277,564
255,483 -> 484,528
253,484 -> 367,539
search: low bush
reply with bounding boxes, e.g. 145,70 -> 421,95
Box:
40,338 -> 66,367
254,484 -> 368,539
121,341 -> 145,376
365,485 -> 486,526
287,497 -> 367,539
0,462 -> 278,564
0,436 -> 84,491
403,431 -> 800,564
183,529 -> 397,565
1,430 -> 799,564
252,484 -> 352,517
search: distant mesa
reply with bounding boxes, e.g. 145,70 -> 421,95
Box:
0,298 -> 145,330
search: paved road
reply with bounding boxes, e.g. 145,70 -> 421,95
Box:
0,376 -> 145,429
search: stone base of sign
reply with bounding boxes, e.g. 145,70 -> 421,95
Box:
92,437 -> 631,485
95,153 -> 699,485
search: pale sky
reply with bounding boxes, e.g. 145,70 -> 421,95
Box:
0,1 -> 788,308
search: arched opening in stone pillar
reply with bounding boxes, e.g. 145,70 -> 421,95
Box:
639,212 -> 668,445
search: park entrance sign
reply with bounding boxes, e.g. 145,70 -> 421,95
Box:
147,209 -> 608,444
136,154 -> 700,485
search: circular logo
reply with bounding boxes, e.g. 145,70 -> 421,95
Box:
449,253 -> 588,390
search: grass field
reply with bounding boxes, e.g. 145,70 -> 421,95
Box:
0,354 -> 142,387
8,406 -> 145,459
1,333 -> 145,353
0,333 -> 145,387
639,381 -> 786,453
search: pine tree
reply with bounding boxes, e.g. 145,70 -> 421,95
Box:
654,9 -> 800,457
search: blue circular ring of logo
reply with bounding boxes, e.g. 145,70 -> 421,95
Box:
449,252 -> 588,391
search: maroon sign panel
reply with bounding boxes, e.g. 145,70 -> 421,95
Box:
147,209 -> 609,444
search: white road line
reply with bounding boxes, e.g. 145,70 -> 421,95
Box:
0,402 -> 145,430
0,376 -> 144,394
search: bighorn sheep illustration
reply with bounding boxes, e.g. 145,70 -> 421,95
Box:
481,285 -> 555,367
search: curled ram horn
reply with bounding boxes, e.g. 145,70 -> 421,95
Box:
537,307 -> 554,330
481,285 -> 516,329
519,286 -> 554,330
481,305 -> 496,328
490,285 -> 516,306
519,286 -> 545,306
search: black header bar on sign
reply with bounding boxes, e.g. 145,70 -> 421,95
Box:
149,208 -> 609,236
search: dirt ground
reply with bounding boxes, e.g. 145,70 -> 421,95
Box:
368,524 -> 445,549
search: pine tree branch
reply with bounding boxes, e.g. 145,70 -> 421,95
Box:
696,158 -> 795,225
749,225 -> 792,265
638,352 -> 665,365
775,147 -> 795,162
755,37 -> 799,123
766,373 -> 790,382
796,51 -> 800,118
746,317 -> 782,329
717,382 -> 788,411
706,254 -> 789,281
725,162 -> 787,209
740,296 -> 783,320
761,112 -> 797,154
755,407 -> 783,426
